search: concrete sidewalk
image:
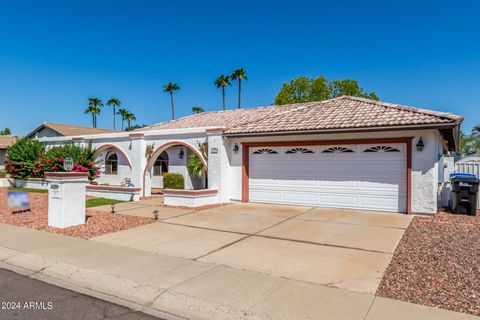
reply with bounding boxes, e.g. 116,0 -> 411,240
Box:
0,223 -> 476,320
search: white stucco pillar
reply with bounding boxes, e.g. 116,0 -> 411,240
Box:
129,133 -> 146,192
206,128 -> 230,202
45,172 -> 88,228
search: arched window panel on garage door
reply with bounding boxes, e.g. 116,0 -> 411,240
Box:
322,146 -> 355,154
252,148 -> 278,155
364,145 -> 401,153
285,147 -> 314,154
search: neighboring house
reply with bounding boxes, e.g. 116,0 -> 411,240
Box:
25,122 -> 115,140
40,96 -> 463,215
0,136 -> 20,168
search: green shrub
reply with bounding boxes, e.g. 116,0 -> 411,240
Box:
4,139 -> 45,179
187,154 -> 206,177
5,141 -> 99,181
43,143 -> 99,181
163,173 -> 184,189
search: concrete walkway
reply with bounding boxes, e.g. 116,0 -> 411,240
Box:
0,223 -> 476,320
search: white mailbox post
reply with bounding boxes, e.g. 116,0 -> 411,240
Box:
45,172 -> 89,228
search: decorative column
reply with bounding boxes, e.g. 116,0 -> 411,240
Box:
129,133 -> 147,195
206,128 -> 230,202
45,172 -> 89,228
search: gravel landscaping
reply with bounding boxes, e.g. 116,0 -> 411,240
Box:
377,212 -> 480,316
0,188 -> 154,239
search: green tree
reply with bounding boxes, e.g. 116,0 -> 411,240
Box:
106,98 -> 121,131
117,108 -> 130,131
329,79 -> 379,100
192,106 -> 205,114
163,82 -> 180,120
214,75 -> 231,110
126,112 -> 136,129
459,131 -> 480,155
0,128 -> 11,135
86,98 -> 103,127
274,76 -> 379,105
310,76 -> 331,101
230,68 -> 248,109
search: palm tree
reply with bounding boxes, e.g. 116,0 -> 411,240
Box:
84,105 -> 101,128
87,98 -> 103,128
214,75 -> 231,111
192,106 -> 205,114
230,68 -> 248,109
126,112 -> 136,129
117,108 -> 129,131
163,82 -> 180,120
106,98 -> 121,130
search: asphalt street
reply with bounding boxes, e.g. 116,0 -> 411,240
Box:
0,268 -> 164,320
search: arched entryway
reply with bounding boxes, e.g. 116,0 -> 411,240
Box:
143,141 -> 207,196
94,144 -> 133,186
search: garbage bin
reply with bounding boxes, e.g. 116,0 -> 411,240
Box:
450,173 -> 479,215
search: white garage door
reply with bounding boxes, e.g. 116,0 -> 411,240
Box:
249,144 -> 407,212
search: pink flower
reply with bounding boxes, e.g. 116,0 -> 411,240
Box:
52,166 -> 57,170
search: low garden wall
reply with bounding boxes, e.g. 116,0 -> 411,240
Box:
0,178 -> 11,187
163,189 -> 218,207
86,185 -> 141,202
14,178 -> 49,190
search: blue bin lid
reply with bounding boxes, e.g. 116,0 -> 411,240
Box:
450,173 -> 478,179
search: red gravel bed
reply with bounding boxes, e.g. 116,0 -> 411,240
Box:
377,212 -> 480,316
0,188 -> 154,239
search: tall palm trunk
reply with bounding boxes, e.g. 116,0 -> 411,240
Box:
222,87 -> 226,111
237,80 -> 241,109
113,107 -> 116,131
170,92 -> 175,120
121,119 -> 124,131
127,120 -> 131,129
92,113 -> 95,127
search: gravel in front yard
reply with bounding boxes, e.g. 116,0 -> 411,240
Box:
377,212 -> 480,316
0,188 -> 154,239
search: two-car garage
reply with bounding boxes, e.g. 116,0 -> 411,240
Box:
246,142 -> 408,213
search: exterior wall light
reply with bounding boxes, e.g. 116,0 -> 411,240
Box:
416,137 -> 425,151
233,143 -> 239,154
179,149 -> 184,159
63,156 -> 74,172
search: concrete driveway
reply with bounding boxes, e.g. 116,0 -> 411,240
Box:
93,202 -> 412,294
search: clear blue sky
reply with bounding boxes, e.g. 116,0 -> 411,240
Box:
0,0 -> 478,135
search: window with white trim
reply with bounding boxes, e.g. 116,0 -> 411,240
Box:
105,153 -> 118,175
153,151 -> 169,176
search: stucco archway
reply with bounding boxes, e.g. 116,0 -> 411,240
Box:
94,144 -> 132,168
143,141 -> 207,196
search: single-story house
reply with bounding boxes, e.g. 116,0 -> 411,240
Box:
0,136 -> 20,168
25,122 -> 115,140
40,96 -> 463,214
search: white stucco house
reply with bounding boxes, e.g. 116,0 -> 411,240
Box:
39,96 -> 463,214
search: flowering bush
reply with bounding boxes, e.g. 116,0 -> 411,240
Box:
5,141 -> 99,181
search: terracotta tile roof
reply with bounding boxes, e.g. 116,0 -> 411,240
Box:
139,96 -> 462,135
27,123 -> 115,138
139,103 -> 305,131
0,136 -> 19,149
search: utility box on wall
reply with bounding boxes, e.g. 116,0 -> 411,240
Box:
45,172 -> 88,228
